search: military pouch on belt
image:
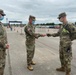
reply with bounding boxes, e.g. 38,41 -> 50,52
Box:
66,46 -> 71,52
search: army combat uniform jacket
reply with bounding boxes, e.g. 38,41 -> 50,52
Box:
0,22 -> 7,74
24,23 -> 41,46
52,22 -> 75,47
0,22 -> 7,46
24,24 -> 36,45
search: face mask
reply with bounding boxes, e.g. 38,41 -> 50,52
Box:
0,16 -> 4,21
32,20 -> 35,25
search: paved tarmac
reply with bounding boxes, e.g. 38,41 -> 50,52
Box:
4,27 -> 76,75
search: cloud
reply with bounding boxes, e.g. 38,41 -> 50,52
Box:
0,0 -> 76,23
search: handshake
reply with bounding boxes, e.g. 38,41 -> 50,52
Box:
35,33 -> 53,38
40,33 -> 53,37
40,34 -> 52,37
46,33 -> 53,37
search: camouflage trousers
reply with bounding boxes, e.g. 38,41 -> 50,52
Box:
59,44 -> 72,72
26,43 -> 35,65
0,47 -> 6,75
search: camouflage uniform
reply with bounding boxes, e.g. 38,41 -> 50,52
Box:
0,9 -> 7,75
24,21 -> 41,66
0,22 -> 7,75
51,22 -> 74,73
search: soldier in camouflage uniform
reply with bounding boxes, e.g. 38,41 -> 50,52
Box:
47,12 -> 75,75
0,9 -> 8,75
24,15 -> 45,71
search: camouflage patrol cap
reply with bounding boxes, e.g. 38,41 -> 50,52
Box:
29,15 -> 36,20
0,9 -> 6,16
58,12 -> 66,19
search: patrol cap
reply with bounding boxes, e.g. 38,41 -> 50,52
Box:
0,9 -> 6,16
29,15 -> 36,20
58,12 -> 66,19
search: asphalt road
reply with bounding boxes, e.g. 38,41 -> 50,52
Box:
4,27 -> 76,75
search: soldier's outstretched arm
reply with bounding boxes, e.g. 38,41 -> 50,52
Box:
35,33 -> 46,38
51,31 -> 60,37
47,30 -> 60,37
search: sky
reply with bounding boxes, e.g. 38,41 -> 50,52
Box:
0,0 -> 76,24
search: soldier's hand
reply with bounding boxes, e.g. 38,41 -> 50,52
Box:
46,33 -> 51,37
40,34 -> 46,37
35,34 -> 46,38
35,37 -> 39,39
5,44 -> 9,49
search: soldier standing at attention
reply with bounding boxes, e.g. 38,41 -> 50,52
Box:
47,12 -> 75,75
24,15 -> 45,71
0,9 -> 9,75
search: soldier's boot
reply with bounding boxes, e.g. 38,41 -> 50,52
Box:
0,68 -> 4,75
66,72 -> 70,75
56,67 -> 65,72
27,65 -> 33,71
31,61 -> 36,65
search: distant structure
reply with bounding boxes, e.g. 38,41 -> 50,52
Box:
9,21 -> 22,26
